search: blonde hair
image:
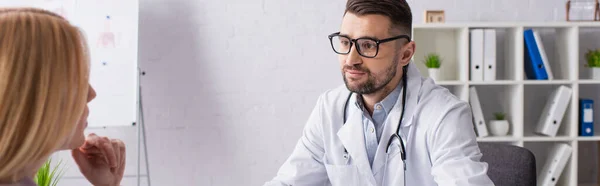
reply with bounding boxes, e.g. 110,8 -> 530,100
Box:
0,8 -> 90,182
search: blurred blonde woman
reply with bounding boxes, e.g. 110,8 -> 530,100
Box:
0,8 -> 126,186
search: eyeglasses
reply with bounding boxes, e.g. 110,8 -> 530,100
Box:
328,32 -> 411,58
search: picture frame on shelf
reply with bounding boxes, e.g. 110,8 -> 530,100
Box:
566,0 -> 600,21
424,10 -> 445,23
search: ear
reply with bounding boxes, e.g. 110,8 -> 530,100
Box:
399,41 -> 415,66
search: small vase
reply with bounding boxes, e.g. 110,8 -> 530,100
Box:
489,120 -> 509,136
592,67 -> 600,80
428,68 -> 440,81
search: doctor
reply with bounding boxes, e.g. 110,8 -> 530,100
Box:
264,0 -> 495,186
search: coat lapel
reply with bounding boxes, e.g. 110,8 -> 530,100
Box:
337,94 -> 377,185
371,64 -> 422,177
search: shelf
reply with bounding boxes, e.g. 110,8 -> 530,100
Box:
522,80 -> 574,85
523,136 -> 573,142
576,136 -> 600,141
578,80 -> 600,84
417,22 -> 600,186
477,136 -> 520,142
468,80 -> 518,85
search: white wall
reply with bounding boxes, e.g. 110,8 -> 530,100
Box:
51,0 -> 597,185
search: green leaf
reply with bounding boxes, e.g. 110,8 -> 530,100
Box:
34,158 -> 66,186
423,53 -> 441,68
493,112 -> 505,120
586,48 -> 600,68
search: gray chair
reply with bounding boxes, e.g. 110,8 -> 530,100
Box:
478,142 -> 537,186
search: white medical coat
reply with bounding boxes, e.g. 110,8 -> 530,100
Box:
264,64 -> 495,186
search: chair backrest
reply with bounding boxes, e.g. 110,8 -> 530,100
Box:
478,142 -> 536,186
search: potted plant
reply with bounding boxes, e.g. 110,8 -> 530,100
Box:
586,48 -> 600,79
423,53 -> 442,81
34,158 -> 66,186
489,112 -> 510,136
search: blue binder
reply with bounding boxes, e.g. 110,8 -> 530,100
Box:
579,99 -> 594,136
524,29 -> 549,80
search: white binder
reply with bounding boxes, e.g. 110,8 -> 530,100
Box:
469,86 -> 488,137
470,29 -> 484,81
535,86 -> 572,137
537,143 -> 572,186
533,30 -> 554,80
483,29 -> 496,81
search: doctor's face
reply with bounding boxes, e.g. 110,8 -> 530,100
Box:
336,13 -> 406,95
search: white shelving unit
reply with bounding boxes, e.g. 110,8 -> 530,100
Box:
412,22 -> 600,186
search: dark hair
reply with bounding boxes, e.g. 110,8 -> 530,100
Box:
344,0 -> 413,37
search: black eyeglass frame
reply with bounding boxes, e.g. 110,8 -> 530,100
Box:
328,32 -> 411,58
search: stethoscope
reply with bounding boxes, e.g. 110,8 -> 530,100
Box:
342,65 -> 408,183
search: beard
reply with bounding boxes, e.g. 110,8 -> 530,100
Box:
342,54 -> 400,94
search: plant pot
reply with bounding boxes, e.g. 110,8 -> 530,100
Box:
592,67 -> 600,80
428,68 -> 440,81
488,120 -> 510,136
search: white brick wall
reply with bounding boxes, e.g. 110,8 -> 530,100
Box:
49,0 -> 597,185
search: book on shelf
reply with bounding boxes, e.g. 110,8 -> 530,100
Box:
470,29 -> 485,81
469,86 -> 489,137
580,99 -> 594,136
537,143 -> 572,186
534,85 -> 572,137
483,29 -> 497,81
524,29 -> 553,80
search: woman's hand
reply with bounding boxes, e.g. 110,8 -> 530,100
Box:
71,133 -> 126,186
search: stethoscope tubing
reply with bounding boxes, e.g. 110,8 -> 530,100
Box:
342,65 -> 409,163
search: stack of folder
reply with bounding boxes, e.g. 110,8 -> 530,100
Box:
469,29 -> 496,81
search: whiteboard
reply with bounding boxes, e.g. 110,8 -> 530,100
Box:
0,0 -> 139,127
